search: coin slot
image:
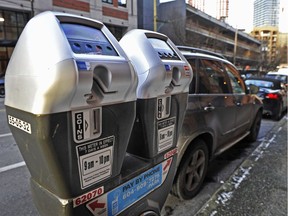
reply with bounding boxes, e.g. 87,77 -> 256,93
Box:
92,108 -> 101,135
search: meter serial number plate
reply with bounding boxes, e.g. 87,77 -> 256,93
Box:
8,115 -> 32,134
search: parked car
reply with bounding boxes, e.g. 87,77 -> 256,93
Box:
245,77 -> 287,120
0,77 -> 5,98
266,71 -> 288,87
171,46 -> 263,200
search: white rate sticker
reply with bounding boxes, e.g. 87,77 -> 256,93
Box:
77,136 -> 114,189
157,117 -> 176,153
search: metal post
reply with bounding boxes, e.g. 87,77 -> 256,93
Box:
233,28 -> 245,66
31,0 -> 34,17
286,34 -> 288,64
233,28 -> 238,65
154,0 -> 157,31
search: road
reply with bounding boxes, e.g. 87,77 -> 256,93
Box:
0,98 -> 285,216
162,114 -> 287,216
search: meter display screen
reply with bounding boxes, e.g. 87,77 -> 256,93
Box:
148,38 -> 180,60
61,23 -> 118,56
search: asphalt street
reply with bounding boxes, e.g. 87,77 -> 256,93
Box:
165,115 -> 287,216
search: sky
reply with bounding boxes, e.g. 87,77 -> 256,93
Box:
204,0 -> 288,33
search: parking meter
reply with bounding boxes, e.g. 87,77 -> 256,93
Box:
87,30 -> 192,216
5,11 -> 137,215
119,29 -> 192,159
5,11 -> 192,216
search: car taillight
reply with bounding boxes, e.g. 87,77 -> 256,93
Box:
266,93 -> 279,99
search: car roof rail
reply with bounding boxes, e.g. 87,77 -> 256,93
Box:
176,46 -> 226,60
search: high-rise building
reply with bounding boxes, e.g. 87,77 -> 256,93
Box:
253,0 -> 280,27
251,0 -> 285,66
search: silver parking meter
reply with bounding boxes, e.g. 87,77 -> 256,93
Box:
119,29 -> 192,159
67,30 -> 192,216
5,11 -> 137,216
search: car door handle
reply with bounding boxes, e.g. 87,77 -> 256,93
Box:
204,105 -> 215,111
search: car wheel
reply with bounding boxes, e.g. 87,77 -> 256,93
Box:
172,139 -> 209,200
0,85 -> 4,98
245,110 -> 262,142
273,102 -> 283,121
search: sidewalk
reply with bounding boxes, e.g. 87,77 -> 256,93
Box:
196,116 -> 287,216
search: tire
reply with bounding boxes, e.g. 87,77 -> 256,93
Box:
172,139 -> 209,200
245,110 -> 262,142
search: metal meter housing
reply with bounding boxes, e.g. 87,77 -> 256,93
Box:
120,29 -> 193,158
5,11 -> 137,215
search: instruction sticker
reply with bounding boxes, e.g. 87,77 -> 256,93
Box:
157,117 -> 176,153
76,136 -> 114,189
72,108 -> 102,143
157,96 -> 171,120
86,157 -> 173,216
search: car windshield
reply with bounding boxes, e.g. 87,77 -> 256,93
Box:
245,80 -> 274,89
266,74 -> 287,83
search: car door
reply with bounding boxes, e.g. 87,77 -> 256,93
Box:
224,63 -> 252,138
196,58 -> 236,148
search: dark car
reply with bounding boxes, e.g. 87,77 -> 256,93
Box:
0,77 -> 4,98
171,46 -> 263,200
245,77 -> 287,120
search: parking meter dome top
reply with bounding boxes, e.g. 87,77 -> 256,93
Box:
119,29 -> 192,99
5,11 -> 138,114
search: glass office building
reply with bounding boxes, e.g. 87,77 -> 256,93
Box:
253,0 -> 280,27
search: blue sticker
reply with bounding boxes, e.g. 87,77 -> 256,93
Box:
164,64 -> 172,71
107,163 -> 163,215
77,61 -> 88,70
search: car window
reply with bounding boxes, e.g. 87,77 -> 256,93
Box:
266,74 -> 287,83
224,63 -> 245,94
198,59 -> 229,94
187,58 -> 197,94
245,80 -> 275,88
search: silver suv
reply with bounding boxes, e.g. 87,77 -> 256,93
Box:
172,46 -> 263,200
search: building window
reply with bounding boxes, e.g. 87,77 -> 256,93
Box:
0,9 -> 30,77
102,0 -> 126,7
102,0 -> 113,4
0,10 -> 29,40
118,0 -> 127,7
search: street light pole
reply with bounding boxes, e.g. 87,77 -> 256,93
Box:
233,28 -> 238,65
233,28 -> 245,66
154,0 -> 157,31
286,33 -> 288,64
